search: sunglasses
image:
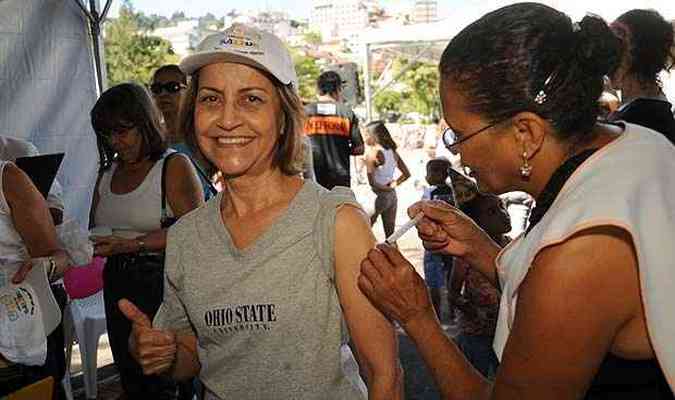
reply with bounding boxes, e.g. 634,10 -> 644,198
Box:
150,81 -> 186,95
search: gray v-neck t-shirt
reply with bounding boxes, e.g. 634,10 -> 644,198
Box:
154,180 -> 367,399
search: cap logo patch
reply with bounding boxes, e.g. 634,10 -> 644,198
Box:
217,26 -> 264,56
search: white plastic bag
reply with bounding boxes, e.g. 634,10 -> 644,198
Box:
56,219 -> 93,266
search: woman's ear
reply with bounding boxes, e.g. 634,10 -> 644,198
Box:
511,111 -> 549,160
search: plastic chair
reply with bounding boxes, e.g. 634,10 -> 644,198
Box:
62,290 -> 108,400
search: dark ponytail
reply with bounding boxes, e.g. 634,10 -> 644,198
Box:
439,3 -> 621,143
615,9 -> 675,85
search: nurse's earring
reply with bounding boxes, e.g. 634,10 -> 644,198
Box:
520,151 -> 532,180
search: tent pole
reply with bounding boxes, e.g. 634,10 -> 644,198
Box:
363,43 -> 372,121
370,43 -> 433,99
88,0 -> 104,95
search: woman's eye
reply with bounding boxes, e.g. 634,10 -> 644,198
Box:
199,95 -> 218,103
246,95 -> 263,103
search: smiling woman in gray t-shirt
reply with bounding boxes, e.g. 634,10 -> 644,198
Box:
118,24 -> 402,400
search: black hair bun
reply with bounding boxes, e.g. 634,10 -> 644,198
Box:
574,15 -> 622,78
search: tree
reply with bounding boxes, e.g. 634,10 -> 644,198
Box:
303,30 -> 323,46
374,89 -> 404,117
371,57 -> 440,121
104,3 -> 179,87
290,48 -> 321,101
170,11 -> 186,22
401,61 -> 440,120
136,13 -> 169,32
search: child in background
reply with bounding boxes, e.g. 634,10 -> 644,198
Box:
422,157 -> 456,319
449,185 -> 511,380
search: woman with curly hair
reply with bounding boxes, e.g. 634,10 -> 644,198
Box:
609,9 -> 675,143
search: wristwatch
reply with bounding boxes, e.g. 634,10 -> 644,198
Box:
136,238 -> 146,253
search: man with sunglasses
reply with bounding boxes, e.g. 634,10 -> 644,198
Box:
151,65 -> 217,201
304,70 -> 364,189
150,65 -> 187,145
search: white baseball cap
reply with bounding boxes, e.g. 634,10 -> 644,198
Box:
0,257 -> 62,365
180,23 -> 299,91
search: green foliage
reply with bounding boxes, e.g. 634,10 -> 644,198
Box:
104,4 -> 179,87
170,11 -> 186,22
373,89 -> 403,116
136,13 -> 169,32
290,48 -> 321,101
402,61 -> 440,119
372,57 -> 440,121
303,30 -> 323,46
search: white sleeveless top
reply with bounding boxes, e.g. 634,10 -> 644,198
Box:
0,161 -> 28,263
494,124 -> 675,391
372,148 -> 396,186
94,152 -> 176,239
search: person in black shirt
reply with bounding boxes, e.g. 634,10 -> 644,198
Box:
304,71 -> 364,189
608,9 -> 675,144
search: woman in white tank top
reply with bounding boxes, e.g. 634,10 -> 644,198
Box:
0,160 -> 71,395
364,121 -> 411,239
89,83 -> 204,399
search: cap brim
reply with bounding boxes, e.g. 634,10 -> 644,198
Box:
180,51 -> 292,86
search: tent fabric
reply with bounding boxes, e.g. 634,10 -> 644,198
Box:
0,0 -> 99,227
358,6 -> 491,47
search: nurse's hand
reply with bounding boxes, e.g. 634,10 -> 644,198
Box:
358,243 -> 436,327
411,200 -> 497,257
409,200 -> 503,286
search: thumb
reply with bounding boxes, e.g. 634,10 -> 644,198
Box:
376,243 -> 410,268
119,298 -> 152,328
11,260 -> 33,284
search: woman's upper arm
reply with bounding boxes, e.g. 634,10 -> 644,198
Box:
334,205 -> 399,376
165,154 -> 205,217
493,226 -> 640,400
3,163 -> 60,257
364,150 -> 377,173
394,151 -> 410,177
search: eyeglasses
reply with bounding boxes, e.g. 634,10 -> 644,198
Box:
442,118 -> 508,153
100,125 -> 135,141
150,81 -> 186,95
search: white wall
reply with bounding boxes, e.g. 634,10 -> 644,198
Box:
0,0 -> 100,226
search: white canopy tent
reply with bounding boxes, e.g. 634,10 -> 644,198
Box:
0,0 -> 112,227
358,1 -> 516,120
358,0 -> 675,121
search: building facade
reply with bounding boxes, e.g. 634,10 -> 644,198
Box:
413,0 -> 438,24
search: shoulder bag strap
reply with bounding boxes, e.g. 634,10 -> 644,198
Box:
161,152 -> 179,221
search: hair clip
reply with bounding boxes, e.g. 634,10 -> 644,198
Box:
534,90 -> 547,105
533,71 -> 557,105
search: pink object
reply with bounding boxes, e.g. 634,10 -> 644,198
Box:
63,257 -> 105,299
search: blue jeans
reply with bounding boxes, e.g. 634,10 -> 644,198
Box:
423,251 -> 448,288
455,334 -> 499,380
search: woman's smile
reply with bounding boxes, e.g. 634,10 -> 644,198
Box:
214,136 -> 256,146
